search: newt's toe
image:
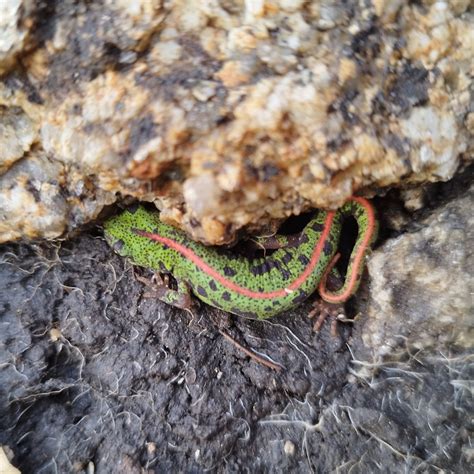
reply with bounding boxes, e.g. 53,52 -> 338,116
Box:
308,299 -> 345,337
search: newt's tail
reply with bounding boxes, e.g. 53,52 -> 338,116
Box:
318,197 -> 378,304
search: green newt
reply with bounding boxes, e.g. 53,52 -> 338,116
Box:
103,197 -> 377,319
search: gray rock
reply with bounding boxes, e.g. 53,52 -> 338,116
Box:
358,185 -> 473,369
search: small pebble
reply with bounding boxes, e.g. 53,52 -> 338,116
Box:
284,440 -> 296,456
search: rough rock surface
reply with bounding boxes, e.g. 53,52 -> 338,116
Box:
358,183 -> 473,364
0,0 -> 36,75
0,1 -> 472,244
0,168 -> 472,473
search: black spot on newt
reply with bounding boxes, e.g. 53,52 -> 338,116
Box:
223,266 -> 237,277
222,291 -> 231,301
250,263 -> 265,276
280,268 -> 291,280
281,252 -> 293,264
311,222 -> 324,232
251,259 -> 282,276
295,233 -> 310,246
298,255 -> 310,266
196,286 -> 208,297
292,290 -> 308,304
209,280 -> 218,291
323,241 -> 333,256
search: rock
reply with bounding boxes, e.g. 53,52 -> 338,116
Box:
283,440 -> 296,456
0,104 -> 36,174
0,1 -> 472,243
0,0 -> 36,75
0,152 -> 115,241
0,446 -> 20,474
357,184 -> 473,368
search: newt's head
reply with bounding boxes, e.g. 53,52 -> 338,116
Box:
103,205 -> 183,271
104,205 -> 156,255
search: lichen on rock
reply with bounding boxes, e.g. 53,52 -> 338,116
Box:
0,0 -> 472,243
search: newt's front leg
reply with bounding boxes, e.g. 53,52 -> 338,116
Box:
135,273 -> 193,311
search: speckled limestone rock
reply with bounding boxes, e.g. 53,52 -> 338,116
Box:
0,1 -> 472,244
0,150 -> 116,241
355,185 -> 473,370
0,0 -> 36,75
0,103 -> 36,174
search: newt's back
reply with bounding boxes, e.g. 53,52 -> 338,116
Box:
104,205 -> 337,318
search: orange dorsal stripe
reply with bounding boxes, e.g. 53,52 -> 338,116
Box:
135,212 -> 335,300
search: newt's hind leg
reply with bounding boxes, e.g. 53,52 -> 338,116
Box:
308,269 -> 345,337
308,299 -> 344,337
135,273 -> 193,311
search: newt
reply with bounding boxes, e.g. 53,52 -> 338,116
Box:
103,197 -> 377,320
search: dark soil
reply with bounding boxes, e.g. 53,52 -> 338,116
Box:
1,169 -> 472,473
